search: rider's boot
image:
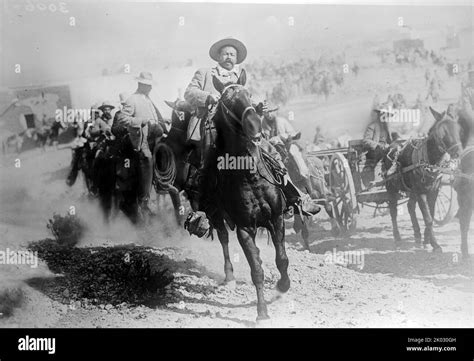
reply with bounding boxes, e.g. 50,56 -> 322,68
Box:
283,175 -> 321,216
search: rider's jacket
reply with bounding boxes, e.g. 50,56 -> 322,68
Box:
363,115 -> 391,152
115,91 -> 164,157
262,116 -> 297,145
184,64 -> 242,118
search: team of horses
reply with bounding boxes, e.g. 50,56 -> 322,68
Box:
72,71 -> 471,321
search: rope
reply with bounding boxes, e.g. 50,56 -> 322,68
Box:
153,143 -> 177,191
256,145 -> 284,187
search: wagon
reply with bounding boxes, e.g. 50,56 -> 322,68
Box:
306,139 -> 456,233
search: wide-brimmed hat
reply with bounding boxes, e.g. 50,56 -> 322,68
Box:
209,37 -> 247,64
98,101 -> 115,111
135,71 -> 156,85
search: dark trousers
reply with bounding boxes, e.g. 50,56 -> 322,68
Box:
67,148 -> 82,185
137,151 -> 153,205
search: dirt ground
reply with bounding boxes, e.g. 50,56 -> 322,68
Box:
0,71 -> 472,328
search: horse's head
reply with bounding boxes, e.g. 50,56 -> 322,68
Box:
212,69 -> 262,144
164,99 -> 193,134
429,106 -> 462,158
165,99 -> 193,122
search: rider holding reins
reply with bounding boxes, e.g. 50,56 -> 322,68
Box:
183,37 -> 320,235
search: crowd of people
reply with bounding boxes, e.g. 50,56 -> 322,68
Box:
246,55 -> 358,105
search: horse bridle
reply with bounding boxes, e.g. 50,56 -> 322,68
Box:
430,119 -> 461,156
218,84 -> 259,142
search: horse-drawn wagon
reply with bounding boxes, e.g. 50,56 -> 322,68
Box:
306,138 -> 456,233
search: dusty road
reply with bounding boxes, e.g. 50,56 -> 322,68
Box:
0,80 -> 472,328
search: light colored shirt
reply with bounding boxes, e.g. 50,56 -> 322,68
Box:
264,116 -> 297,144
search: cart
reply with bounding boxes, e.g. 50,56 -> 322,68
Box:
307,139 -> 456,233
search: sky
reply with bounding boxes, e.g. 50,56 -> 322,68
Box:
0,1 -> 472,87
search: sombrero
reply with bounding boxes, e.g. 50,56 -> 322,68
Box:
209,37 -> 247,64
98,101 -> 115,111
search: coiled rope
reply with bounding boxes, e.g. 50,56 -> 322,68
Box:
153,143 -> 177,191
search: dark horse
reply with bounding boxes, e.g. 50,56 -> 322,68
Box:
163,99 -> 244,293
383,107 -> 462,251
206,71 -> 290,321
456,107 -> 474,259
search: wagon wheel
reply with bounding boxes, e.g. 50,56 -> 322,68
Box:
434,177 -> 456,226
329,152 -> 358,233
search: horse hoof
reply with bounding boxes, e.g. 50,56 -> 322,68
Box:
223,280 -> 236,290
433,246 -> 442,253
276,279 -> 291,294
255,316 -> 272,328
270,288 -> 286,302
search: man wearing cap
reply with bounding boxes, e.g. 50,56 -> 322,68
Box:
262,106 -> 321,196
98,101 -> 115,128
115,72 -> 165,222
183,38 -> 320,228
362,105 -> 396,186
66,103 -> 106,187
262,106 -> 300,144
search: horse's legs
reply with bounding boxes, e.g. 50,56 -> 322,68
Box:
427,187 -> 439,221
388,193 -> 402,242
214,217 -> 235,284
120,190 -> 139,224
236,226 -> 268,320
99,191 -> 113,224
293,214 -> 310,250
269,215 -> 290,293
418,193 -> 441,251
458,197 -> 472,259
407,194 -> 421,243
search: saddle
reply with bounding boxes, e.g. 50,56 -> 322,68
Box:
256,146 -> 287,185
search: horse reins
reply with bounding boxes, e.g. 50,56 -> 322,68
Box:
219,84 -> 259,141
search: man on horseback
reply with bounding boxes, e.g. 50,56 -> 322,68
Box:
262,106 -> 324,201
261,106 -> 310,178
184,37 -> 320,230
115,71 -> 165,221
362,106 -> 398,187
66,103 -> 108,187
97,101 -> 115,128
